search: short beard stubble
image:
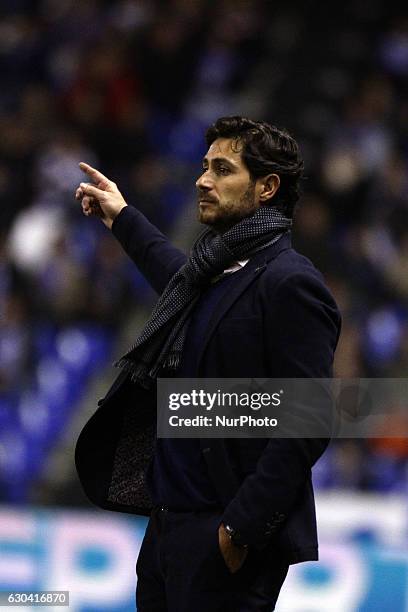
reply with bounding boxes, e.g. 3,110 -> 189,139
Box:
200,179 -> 258,234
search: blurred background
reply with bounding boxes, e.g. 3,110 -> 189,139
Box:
0,0 -> 407,610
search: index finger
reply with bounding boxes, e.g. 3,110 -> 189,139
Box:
79,162 -> 110,186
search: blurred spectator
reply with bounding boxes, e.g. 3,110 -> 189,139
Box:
0,293 -> 31,392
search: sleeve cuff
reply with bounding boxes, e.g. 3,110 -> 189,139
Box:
111,205 -> 152,251
111,205 -> 134,241
221,507 -> 287,550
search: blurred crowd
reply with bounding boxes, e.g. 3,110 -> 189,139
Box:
0,0 -> 407,502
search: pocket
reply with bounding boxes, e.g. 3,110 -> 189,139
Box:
213,520 -> 233,575
212,518 -> 249,577
197,515 -> 232,580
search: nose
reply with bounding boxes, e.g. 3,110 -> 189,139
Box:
196,170 -> 213,191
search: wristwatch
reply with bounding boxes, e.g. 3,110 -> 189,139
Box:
223,524 -> 248,549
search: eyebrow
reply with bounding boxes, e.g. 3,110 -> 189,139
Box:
202,156 -> 239,169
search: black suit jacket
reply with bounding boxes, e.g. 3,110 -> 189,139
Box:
75,206 -> 341,564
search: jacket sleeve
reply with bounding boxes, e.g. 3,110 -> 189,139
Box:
111,205 -> 188,295
221,270 -> 341,550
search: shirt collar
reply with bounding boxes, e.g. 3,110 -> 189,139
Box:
223,259 -> 250,274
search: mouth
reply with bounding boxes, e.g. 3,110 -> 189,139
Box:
199,199 -> 217,206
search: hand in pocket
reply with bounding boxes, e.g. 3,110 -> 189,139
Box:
218,524 -> 248,574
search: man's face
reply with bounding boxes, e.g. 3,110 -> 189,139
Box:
196,137 -> 260,233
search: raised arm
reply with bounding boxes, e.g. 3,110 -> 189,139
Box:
76,162 -> 187,294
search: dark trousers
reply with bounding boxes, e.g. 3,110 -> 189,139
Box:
136,508 -> 289,612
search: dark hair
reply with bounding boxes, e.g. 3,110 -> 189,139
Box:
206,116 -> 304,218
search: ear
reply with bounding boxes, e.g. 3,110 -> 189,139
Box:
259,173 -> 280,203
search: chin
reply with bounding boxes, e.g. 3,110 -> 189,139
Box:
199,210 -> 217,226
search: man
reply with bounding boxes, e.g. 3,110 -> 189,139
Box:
75,116 -> 341,611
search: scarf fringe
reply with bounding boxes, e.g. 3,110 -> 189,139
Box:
114,357 -> 152,389
114,352 -> 181,388
161,353 -> 181,371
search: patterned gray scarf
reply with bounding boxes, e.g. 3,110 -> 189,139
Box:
115,206 -> 291,388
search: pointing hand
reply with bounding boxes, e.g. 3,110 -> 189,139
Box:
75,162 -> 128,230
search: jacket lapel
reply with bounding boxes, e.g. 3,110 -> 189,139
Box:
197,232 -> 292,366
